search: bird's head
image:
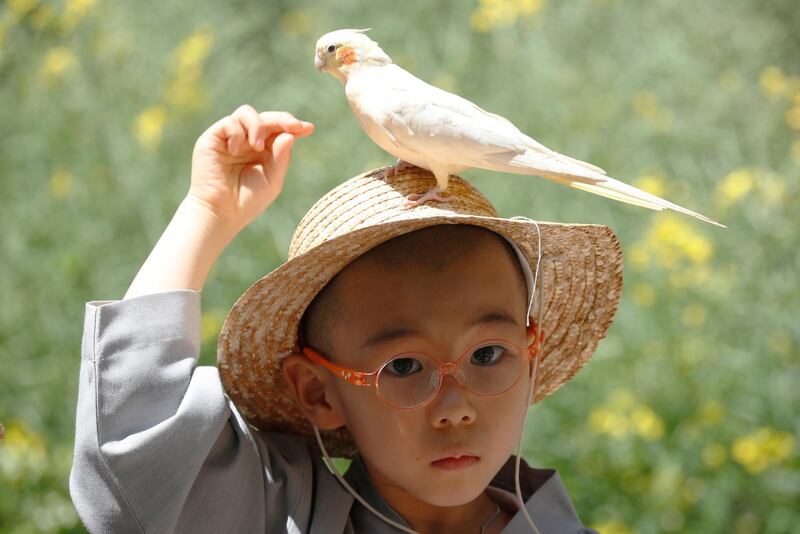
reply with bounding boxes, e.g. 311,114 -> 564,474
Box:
314,29 -> 392,83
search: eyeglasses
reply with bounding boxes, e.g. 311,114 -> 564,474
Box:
302,326 -> 543,410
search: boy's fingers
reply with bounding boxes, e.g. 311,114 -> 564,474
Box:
206,108 -> 313,155
221,115 -> 246,155
268,132 -> 296,184
258,111 -> 314,138
232,105 -> 266,151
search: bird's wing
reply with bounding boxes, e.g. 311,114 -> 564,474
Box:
355,66 -> 606,183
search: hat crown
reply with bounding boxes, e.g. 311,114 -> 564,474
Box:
288,168 -> 498,259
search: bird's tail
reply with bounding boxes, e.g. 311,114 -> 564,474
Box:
481,150 -> 725,227
563,176 -> 725,227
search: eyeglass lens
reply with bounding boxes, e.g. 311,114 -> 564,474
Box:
375,342 -> 524,408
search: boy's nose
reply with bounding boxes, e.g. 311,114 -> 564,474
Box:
430,375 -> 476,428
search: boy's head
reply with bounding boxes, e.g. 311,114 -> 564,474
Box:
283,224 -> 534,505
217,166 -> 622,469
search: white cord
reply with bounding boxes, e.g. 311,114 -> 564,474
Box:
313,425 -> 419,534
510,218 -> 543,534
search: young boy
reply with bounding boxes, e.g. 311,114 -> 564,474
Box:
70,105 -> 622,533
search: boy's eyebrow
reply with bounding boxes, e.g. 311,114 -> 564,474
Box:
360,310 -> 521,350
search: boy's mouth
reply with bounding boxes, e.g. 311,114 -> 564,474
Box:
430,454 -> 480,470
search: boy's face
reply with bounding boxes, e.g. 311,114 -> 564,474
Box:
291,226 -> 534,507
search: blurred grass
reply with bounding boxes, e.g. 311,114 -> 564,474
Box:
1,0 -> 798,532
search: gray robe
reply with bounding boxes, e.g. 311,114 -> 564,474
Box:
69,290 -> 598,533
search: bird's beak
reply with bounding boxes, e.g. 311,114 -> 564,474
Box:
314,53 -> 326,71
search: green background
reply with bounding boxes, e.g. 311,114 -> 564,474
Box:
1,0 -> 798,532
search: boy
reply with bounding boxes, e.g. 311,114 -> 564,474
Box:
70,105 -> 622,533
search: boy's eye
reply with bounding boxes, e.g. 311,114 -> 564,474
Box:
384,357 -> 423,376
327,44 -> 336,53
470,345 -> 506,366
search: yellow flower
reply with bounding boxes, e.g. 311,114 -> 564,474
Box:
32,4 -> 56,30
470,11 -> 493,33
632,91 -> 673,131
760,66 -> 788,97
702,442 -> 727,468
716,169 -> 754,207
165,77 -> 208,113
201,310 -> 225,344
697,400 -> 725,426
757,172 -> 786,207
470,0 -> 543,32
647,213 -> 713,267
786,106 -> 800,130
7,0 -> 38,20
280,8 -> 311,37
0,420 -> 47,482
175,28 -> 214,75
49,169 -> 73,199
41,46 -> 78,82
634,174 -> 665,197
134,105 -> 167,150
632,91 -> 658,119
61,0 -> 97,32
631,405 -> 665,440
732,427 -> 795,474
516,0 -> 543,16
592,520 -> 633,534
630,282 -> 655,307
681,304 -> 707,328
166,29 -> 214,113
588,407 -> 629,438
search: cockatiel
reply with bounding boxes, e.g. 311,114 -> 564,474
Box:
314,29 -> 723,226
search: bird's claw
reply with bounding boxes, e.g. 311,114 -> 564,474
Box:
402,186 -> 453,209
384,160 -> 421,181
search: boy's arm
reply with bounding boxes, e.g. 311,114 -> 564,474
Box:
70,106 -> 315,532
123,198 -> 237,298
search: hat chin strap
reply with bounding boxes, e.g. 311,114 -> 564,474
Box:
314,220 -> 544,534
313,424 -> 418,533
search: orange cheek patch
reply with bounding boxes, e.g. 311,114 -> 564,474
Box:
336,46 -> 357,65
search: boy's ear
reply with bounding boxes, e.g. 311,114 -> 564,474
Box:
526,321 -> 540,349
282,354 -> 346,431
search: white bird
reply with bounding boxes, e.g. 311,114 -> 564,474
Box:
314,29 -> 723,226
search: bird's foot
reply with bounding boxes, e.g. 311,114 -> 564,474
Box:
403,186 -> 453,209
384,159 -> 421,180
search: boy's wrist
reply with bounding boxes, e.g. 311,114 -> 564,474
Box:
179,194 -> 245,241
124,197 -> 242,299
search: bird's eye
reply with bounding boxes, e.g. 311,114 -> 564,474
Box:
327,44 -> 336,53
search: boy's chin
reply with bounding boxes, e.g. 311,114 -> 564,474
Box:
415,481 -> 489,507
405,467 -> 494,507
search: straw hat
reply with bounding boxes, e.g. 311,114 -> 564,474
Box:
218,166 -> 623,457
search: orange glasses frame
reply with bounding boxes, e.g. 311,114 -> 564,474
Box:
301,323 -> 544,398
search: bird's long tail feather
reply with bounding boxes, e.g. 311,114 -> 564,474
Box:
567,179 -> 725,227
481,150 -> 724,227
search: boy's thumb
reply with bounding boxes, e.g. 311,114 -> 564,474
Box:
270,132 -> 296,177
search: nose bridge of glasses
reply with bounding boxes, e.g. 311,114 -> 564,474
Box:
439,360 -> 466,385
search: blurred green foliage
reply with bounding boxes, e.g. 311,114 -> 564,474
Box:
1,0 -> 798,532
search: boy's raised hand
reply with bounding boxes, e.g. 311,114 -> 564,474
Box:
124,106 -> 314,298
188,105 -> 315,232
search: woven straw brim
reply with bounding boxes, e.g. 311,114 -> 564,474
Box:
218,167 -> 623,458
